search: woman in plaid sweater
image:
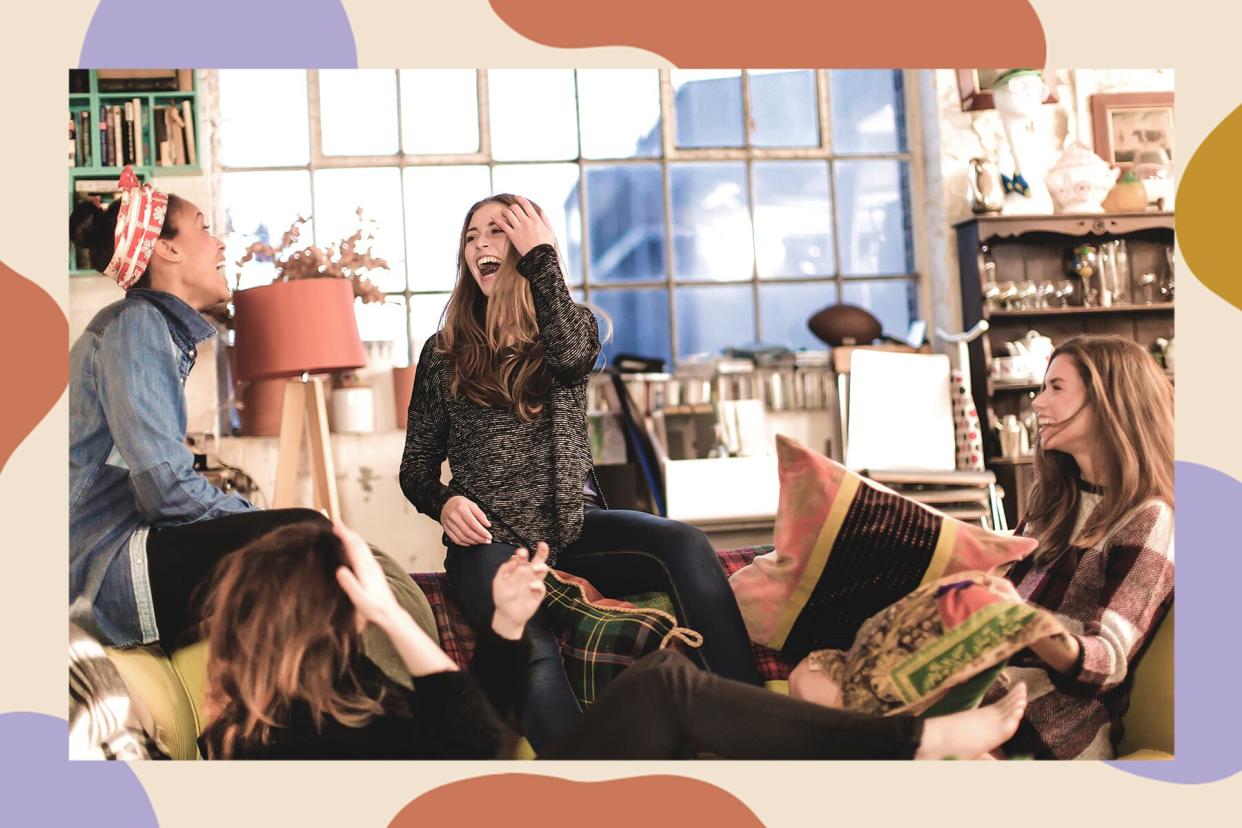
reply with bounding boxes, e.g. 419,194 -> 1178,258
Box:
399,194 -> 761,751
993,335 -> 1174,759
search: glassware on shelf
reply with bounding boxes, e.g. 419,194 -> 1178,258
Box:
1097,239 -> 1131,307
1016,279 -> 1040,309
1135,271 -> 1158,305
980,243 -> 1000,311
1037,280 -> 1057,308
995,280 -> 1019,311
1065,244 -> 1099,307
1052,279 -> 1075,308
1160,246 -> 1175,302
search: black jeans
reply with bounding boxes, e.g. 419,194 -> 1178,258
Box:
541,649 -> 923,759
145,508 -> 330,647
445,504 -> 763,752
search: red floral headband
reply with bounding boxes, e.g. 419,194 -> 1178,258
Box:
103,166 -> 169,289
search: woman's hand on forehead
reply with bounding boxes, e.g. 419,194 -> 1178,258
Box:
496,196 -> 557,257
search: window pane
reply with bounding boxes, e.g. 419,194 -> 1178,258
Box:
218,70 -> 309,166
749,70 -> 819,148
355,295 -> 407,363
841,279 -> 917,339
585,164 -> 666,284
830,70 -> 906,154
592,288 -> 671,368
577,69 -> 661,159
221,171 -> 313,291
672,70 -> 743,148
488,70 -> 578,161
404,165 -> 492,292
312,167 -> 407,293
676,285 -> 755,360
834,160 -> 913,275
409,292 -> 451,356
400,69 -> 479,154
491,163 -> 582,284
759,282 -> 838,350
670,162 -> 753,282
319,70 -> 399,156
753,160 -> 834,278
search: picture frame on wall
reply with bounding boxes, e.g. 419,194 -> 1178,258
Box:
1091,91 -> 1174,168
956,68 -> 1058,111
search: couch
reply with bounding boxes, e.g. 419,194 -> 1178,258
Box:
103,547 -> 1173,760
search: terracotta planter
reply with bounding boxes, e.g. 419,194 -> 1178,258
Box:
392,364 -> 417,431
232,278 -> 366,381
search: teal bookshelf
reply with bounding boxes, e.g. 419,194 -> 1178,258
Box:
69,70 -> 202,276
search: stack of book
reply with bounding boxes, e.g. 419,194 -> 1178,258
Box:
84,98 -> 196,168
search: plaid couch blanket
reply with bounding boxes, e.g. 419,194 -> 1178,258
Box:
410,545 -> 794,684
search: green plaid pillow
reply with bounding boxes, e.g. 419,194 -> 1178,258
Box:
540,570 -> 702,708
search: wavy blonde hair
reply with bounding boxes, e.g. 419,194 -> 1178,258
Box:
1024,335 -> 1174,565
198,522 -> 384,759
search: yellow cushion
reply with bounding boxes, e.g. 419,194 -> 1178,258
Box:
1117,605 -> 1174,757
105,645 -> 200,760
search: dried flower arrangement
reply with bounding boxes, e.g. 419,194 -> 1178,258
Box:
235,207 -> 388,304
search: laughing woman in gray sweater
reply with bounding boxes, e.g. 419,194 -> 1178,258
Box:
399,194 -> 762,750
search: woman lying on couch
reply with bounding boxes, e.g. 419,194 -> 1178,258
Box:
198,519 -> 1027,760
791,335 -> 1173,760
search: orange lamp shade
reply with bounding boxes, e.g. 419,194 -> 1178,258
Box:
232,278 -> 367,381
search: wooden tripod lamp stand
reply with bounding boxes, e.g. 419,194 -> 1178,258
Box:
232,279 -> 367,522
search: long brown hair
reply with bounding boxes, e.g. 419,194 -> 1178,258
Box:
439,193 -> 556,421
1024,335 -> 1174,565
198,522 -> 385,759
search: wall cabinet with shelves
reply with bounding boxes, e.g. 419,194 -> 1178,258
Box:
955,212 -> 1175,526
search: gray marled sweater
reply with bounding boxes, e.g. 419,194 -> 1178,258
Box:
399,244 -> 603,563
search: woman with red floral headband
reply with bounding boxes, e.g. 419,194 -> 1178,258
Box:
68,167 -> 349,649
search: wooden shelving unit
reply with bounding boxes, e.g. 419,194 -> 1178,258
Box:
954,211 -> 1175,526
68,70 -> 202,276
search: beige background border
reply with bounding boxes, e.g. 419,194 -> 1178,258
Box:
2,1 -> 1238,825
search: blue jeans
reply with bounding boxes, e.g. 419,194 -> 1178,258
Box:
444,504 -> 762,751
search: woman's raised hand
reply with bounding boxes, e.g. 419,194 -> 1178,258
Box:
333,522 -> 401,626
495,196 -> 557,257
491,542 -> 550,640
441,495 -> 493,546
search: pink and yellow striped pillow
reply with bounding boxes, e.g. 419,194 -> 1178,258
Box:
729,435 -> 1037,660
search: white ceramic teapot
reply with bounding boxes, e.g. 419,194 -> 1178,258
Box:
1046,142 -> 1120,213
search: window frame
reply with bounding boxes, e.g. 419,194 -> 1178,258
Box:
215,69 -> 928,366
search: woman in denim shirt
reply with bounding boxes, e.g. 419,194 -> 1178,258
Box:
69,168 -> 329,648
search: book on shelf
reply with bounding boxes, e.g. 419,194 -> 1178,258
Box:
97,68 -> 178,92
154,106 -> 169,166
180,100 -> 196,166
78,110 -> 90,166
68,118 -> 76,167
132,97 -> 143,167
99,105 -> 110,167
111,105 -> 122,168
165,105 -> 186,166
123,102 -> 134,166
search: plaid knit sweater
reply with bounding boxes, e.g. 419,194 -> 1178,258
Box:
399,244 -> 602,563
995,486 -> 1174,759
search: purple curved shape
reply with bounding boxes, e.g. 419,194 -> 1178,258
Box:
0,712 -> 159,826
1109,461 -> 1241,783
79,0 -> 356,67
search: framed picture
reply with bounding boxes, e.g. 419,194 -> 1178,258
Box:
1091,92 -> 1174,168
957,68 -> 1058,111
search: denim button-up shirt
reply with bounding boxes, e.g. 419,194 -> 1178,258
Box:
70,288 -> 254,646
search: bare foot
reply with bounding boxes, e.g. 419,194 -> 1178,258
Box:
914,683 -> 1027,760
